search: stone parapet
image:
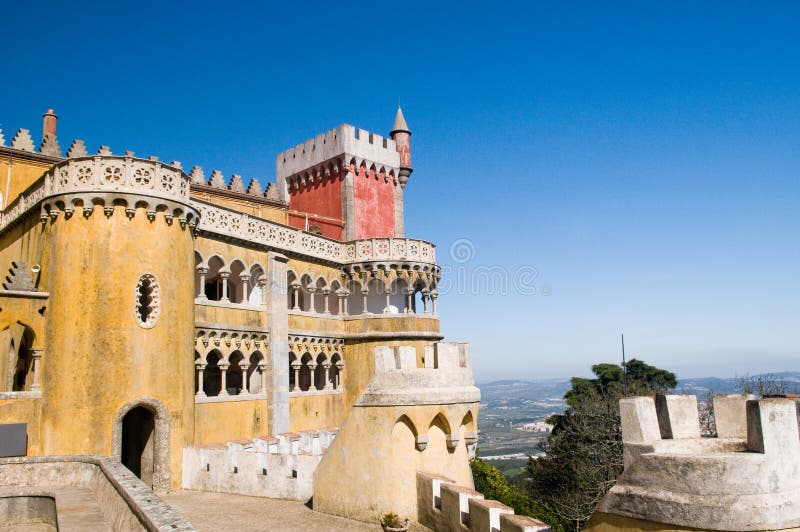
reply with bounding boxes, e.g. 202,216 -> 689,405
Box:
192,199 -> 437,266
0,455 -> 195,531
276,124 -> 401,181
593,394 -> 800,531
417,472 -> 550,532
181,428 -> 338,501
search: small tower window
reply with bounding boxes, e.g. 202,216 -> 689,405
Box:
135,274 -> 160,328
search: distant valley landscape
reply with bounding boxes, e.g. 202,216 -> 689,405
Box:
476,371 -> 800,479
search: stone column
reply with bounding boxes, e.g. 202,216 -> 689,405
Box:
30,349 -> 43,391
240,274 -> 250,304
196,266 -> 208,300
258,362 -> 267,394
267,252 -> 290,434
307,362 -> 318,391
404,288 -> 414,314
290,360 -> 301,392
336,361 -> 344,389
421,289 -> 430,314
341,164 -> 356,241
219,271 -> 230,303
323,361 -> 332,390
393,179 -> 405,237
307,287 -> 317,313
322,288 -> 331,314
361,289 -> 369,315
219,362 -> 230,396
430,289 -> 438,315
239,360 -> 249,394
384,287 -> 391,313
257,278 -> 268,308
195,362 -> 206,397
290,281 -> 301,311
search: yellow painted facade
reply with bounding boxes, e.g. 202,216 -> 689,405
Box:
0,113 -> 454,504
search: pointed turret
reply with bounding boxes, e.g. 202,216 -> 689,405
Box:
389,106 -> 413,188
390,106 -> 411,136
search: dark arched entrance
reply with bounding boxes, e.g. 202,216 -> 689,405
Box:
120,406 -> 155,487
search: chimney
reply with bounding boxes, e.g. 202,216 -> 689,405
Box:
42,109 -> 57,138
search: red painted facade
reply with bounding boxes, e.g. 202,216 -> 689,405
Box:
353,165 -> 396,239
288,172 -> 344,240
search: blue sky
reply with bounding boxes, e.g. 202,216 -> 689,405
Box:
3,2 -> 799,380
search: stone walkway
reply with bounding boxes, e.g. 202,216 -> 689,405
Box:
55,487 -> 112,531
163,490 -> 388,531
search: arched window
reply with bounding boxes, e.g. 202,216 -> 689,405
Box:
299,353 -> 313,391
227,351 -> 244,395
204,256 -> 226,301
204,351 -> 222,396
134,274 -> 160,328
314,354 -> 328,390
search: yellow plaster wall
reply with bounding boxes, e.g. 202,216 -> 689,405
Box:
0,157 -> 51,209
190,191 -> 287,224
39,205 -> 196,489
193,399 -> 269,445
313,402 -> 478,522
194,304 -> 268,330
0,397 -> 42,454
289,392 -> 346,432
0,296 -> 48,391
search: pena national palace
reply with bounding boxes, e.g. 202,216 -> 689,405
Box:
0,109 -> 797,532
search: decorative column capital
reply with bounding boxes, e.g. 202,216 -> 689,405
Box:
196,266 -> 208,275
219,271 -> 230,280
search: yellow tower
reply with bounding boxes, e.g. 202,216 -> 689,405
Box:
38,155 -> 199,492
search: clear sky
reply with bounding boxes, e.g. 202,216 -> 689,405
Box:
3,2 -> 798,381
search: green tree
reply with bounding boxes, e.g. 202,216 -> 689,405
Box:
471,458 -> 563,531
525,359 -> 676,531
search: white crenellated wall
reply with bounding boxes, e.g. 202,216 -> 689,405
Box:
181,428 -> 338,501
417,471 -> 551,532
276,124 -> 401,182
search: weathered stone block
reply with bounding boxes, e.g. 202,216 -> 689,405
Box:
655,394 -> 700,439
712,394 -> 754,438
469,497 -> 514,532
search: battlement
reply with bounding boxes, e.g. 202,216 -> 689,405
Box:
276,124 -> 401,183
417,472 -> 550,532
356,343 -> 480,406
181,428 -> 339,501
594,394 -> 800,531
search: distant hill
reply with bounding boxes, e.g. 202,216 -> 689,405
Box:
477,371 -> 800,405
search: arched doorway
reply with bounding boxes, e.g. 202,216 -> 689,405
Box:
112,397 -> 171,493
121,406 -> 155,487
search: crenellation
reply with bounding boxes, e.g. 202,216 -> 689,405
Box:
654,394 -> 701,439
276,123 -> 400,182
11,128 -> 35,152
746,397 -> 800,455
97,145 -> 111,155
208,169 -> 226,188
246,178 -> 263,196
594,395 -> 800,531
417,472 -> 551,532
39,133 -> 61,157
712,393 -> 754,438
0,128 -> 5,146
229,173 -> 246,193
66,139 -> 87,158
190,165 -> 205,185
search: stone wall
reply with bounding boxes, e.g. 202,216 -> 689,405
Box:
587,394 -> 800,531
0,455 -> 194,531
181,429 -> 336,501
312,343 -> 480,523
417,471 -> 550,532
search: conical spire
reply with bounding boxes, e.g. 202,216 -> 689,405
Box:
390,106 -> 410,135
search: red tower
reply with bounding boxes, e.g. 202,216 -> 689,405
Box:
277,109 -> 414,241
